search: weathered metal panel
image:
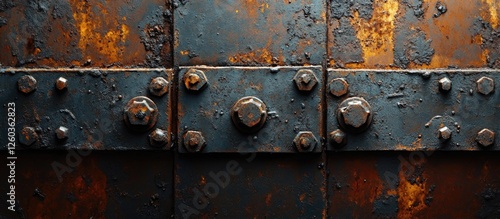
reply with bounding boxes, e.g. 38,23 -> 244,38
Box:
178,66 -> 323,153
328,0 -> 500,69
0,69 -> 173,150
175,154 -> 326,218
327,69 -> 499,151
0,0 -> 172,68
174,0 -> 327,66
0,151 -> 174,218
327,152 -> 500,218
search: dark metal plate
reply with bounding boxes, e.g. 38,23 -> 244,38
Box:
0,69 -> 172,150
178,66 -> 323,153
327,69 -> 500,151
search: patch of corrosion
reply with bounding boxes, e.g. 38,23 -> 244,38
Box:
472,2 -> 500,68
393,26 -> 434,68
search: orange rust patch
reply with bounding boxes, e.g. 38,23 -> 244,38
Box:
265,193 -> 272,206
228,48 -> 276,64
397,168 -> 428,217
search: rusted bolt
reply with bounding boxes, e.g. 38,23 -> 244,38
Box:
438,126 -> 452,140
293,69 -> 318,92
123,96 -> 158,132
337,97 -> 373,133
476,128 -> 495,147
19,126 -> 38,146
183,131 -> 206,152
55,126 -> 69,140
329,129 -> 347,148
230,96 -> 267,133
329,78 -> 349,97
18,75 -> 37,94
438,77 -> 452,92
55,77 -> 68,90
149,128 -> 169,148
183,69 -> 207,91
149,77 -> 169,97
293,131 -> 318,152
476,76 -> 495,95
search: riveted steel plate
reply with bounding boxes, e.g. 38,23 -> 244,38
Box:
0,69 -> 172,150
174,0 -> 326,66
178,66 -> 323,153
327,70 -> 500,151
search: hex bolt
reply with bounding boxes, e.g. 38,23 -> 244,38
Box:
230,96 -> 267,133
55,77 -> 68,90
476,76 -> 495,95
149,128 -> 169,148
183,131 -> 206,152
183,69 -> 208,91
337,97 -> 373,133
438,77 -> 452,92
476,128 -> 495,148
329,129 -> 347,147
293,69 -> 318,92
18,75 -> 37,94
293,131 -> 318,152
19,127 -> 38,146
123,96 -> 159,132
438,126 -> 452,140
329,78 -> 349,97
149,77 -> 169,97
55,126 -> 69,140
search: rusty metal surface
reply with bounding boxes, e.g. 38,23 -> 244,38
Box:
178,66 -> 323,153
175,154 -> 326,218
0,69 -> 172,150
327,69 -> 499,151
327,151 -> 500,218
0,151 -> 174,218
0,0 -> 172,68
174,0 -> 326,66
328,0 -> 500,69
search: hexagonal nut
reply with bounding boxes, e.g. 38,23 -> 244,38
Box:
293,131 -> 318,152
329,78 -> 349,97
438,77 -> 452,91
149,128 -> 169,148
183,69 -> 207,91
293,69 -> 318,91
123,96 -> 158,132
329,129 -> 347,147
231,96 -> 267,133
55,77 -> 68,90
476,128 -> 495,147
19,127 -> 38,146
149,77 -> 169,97
18,75 -> 37,94
340,99 -> 371,129
183,131 -> 206,152
55,126 -> 69,140
476,76 -> 495,95
438,126 -> 452,140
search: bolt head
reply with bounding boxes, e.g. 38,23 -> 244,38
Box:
293,69 -> 318,91
55,126 -> 69,140
476,76 -> 494,95
149,128 -> 169,148
149,77 -> 169,96
123,96 -> 158,132
18,75 -> 37,94
329,129 -> 347,147
476,128 -> 495,147
183,69 -> 207,91
341,100 -> 371,128
55,77 -> 68,90
183,131 -> 206,152
438,126 -> 452,140
329,78 -> 349,97
19,127 -> 38,146
293,131 -> 318,152
231,96 -> 267,133
439,77 -> 452,91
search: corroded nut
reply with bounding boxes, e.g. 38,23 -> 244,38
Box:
476,76 -> 494,95
293,69 -> 318,91
183,69 -> 207,91
55,126 -> 69,140
438,77 -> 452,91
329,129 -> 347,147
19,126 -> 38,146
55,77 -> 68,90
18,75 -> 37,94
293,131 -> 318,152
476,128 -> 495,147
329,78 -> 349,97
123,96 -> 158,132
149,128 -> 169,148
149,77 -> 169,97
438,126 -> 452,140
183,131 -> 206,152
231,96 -> 267,133
337,97 -> 372,133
